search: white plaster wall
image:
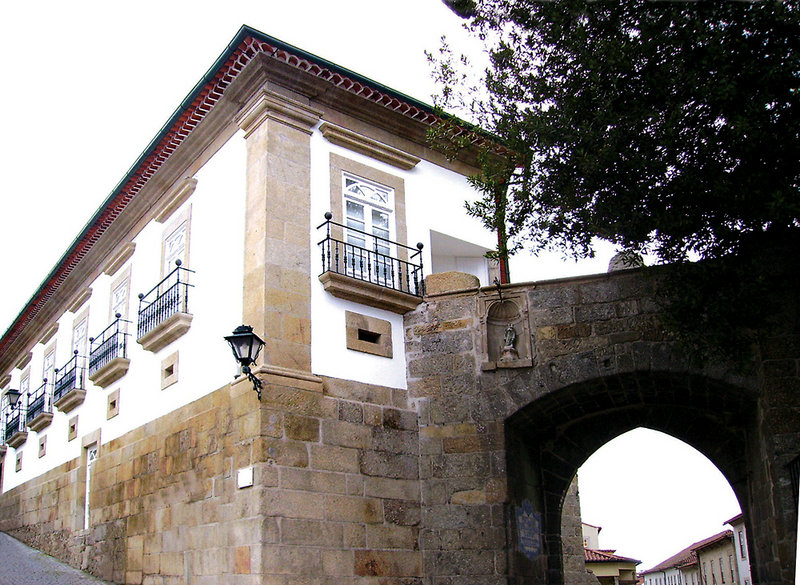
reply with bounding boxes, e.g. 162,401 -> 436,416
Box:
2,132 -> 246,492
308,129 -> 491,389
309,131 -> 409,389
405,160 -> 496,269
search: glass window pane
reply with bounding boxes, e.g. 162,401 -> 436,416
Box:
346,200 -> 364,221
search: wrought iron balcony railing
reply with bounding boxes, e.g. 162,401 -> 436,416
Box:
4,408 -> 23,443
26,380 -> 51,424
89,314 -> 130,376
137,261 -> 194,340
317,213 -> 425,297
53,352 -> 85,404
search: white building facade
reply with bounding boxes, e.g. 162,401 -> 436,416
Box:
0,26 -> 499,584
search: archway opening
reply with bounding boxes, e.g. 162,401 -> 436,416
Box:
575,428 -> 744,579
504,372 -> 757,585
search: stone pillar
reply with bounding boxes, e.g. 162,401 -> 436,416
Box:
236,89 -> 321,372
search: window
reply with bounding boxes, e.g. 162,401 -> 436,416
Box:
738,530 -> 746,559
719,557 -> 724,583
42,345 -> 56,385
711,560 -> 716,585
161,207 -> 191,277
84,444 -> 98,530
729,555 -> 734,582
19,371 -> 29,402
73,312 -> 89,358
342,173 -> 394,283
110,268 -> 131,321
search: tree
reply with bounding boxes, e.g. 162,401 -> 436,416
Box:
433,0 -> 800,361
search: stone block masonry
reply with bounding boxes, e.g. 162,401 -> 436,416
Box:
405,269 -> 799,585
0,368 -> 422,585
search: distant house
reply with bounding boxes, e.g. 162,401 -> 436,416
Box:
641,531 -> 742,585
582,522 -> 640,585
584,547 -> 641,585
724,514 -> 752,585
583,522 -> 602,549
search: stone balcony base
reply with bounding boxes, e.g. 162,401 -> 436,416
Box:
7,431 -> 27,449
54,389 -> 86,414
88,357 -> 131,388
319,272 -> 422,314
27,412 -> 54,433
137,312 -> 193,353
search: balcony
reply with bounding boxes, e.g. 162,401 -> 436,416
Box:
26,379 -> 53,432
4,408 -> 27,449
137,261 -> 194,353
52,351 -> 86,414
88,314 -> 130,388
317,214 -> 425,314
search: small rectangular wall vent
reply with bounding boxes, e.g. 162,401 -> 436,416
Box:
345,311 -> 393,358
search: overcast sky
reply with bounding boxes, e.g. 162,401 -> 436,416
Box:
0,0 -> 741,571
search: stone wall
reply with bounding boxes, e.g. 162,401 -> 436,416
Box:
405,268 -> 797,585
0,368 -> 422,585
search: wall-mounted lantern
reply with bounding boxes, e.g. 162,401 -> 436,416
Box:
223,325 -> 265,400
5,389 -> 21,407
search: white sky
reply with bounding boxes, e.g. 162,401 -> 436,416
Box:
0,0 -> 741,573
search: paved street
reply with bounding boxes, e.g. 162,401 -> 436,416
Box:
0,532 -> 115,585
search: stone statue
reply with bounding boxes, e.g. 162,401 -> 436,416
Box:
500,323 -> 519,361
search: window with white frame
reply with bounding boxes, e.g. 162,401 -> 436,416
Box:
84,443 -> 98,530
161,207 -> 191,277
73,312 -> 89,358
111,273 -> 130,321
342,173 -> 394,282
42,345 -> 56,385
20,370 -> 30,400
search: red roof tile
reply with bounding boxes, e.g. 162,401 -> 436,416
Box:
640,531 -> 732,574
585,548 -> 641,564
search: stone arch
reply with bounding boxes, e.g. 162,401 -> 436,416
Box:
504,370 -> 759,585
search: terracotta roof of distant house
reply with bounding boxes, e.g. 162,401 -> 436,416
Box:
640,531 -> 732,575
585,548 -> 641,564
724,513 -> 744,526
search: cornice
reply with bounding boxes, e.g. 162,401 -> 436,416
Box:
235,89 -> 322,137
67,288 -> 92,315
102,242 -> 136,276
15,353 -> 31,371
319,123 -> 420,170
154,178 -> 198,224
38,323 -> 59,345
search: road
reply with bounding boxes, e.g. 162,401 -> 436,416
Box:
0,532 -> 115,585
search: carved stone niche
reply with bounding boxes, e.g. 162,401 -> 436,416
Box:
480,292 -> 533,371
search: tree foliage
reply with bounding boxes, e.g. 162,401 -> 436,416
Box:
433,0 -> 800,361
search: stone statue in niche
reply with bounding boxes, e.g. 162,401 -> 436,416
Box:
500,324 -> 519,362
482,298 -> 532,369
